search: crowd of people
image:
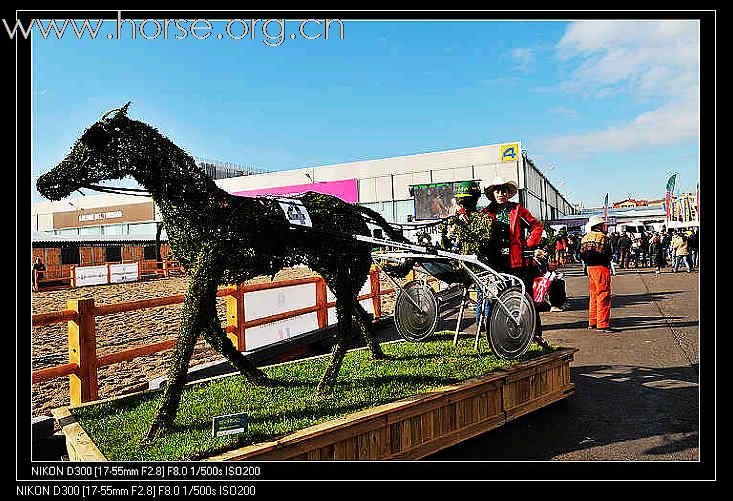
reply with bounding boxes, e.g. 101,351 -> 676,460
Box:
529,222 -> 698,333
606,228 -> 699,273
541,226 -> 699,275
545,231 -> 582,267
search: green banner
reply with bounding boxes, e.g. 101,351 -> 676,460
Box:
666,173 -> 678,193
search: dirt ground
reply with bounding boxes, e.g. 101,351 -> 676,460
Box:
31,267 -> 402,417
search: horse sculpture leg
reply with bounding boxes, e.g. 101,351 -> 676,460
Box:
146,246 -> 222,441
202,315 -> 269,385
353,300 -> 386,359
146,285 -> 214,439
316,285 -> 355,396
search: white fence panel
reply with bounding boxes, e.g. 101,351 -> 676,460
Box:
245,313 -> 320,350
74,265 -> 108,287
327,279 -> 373,325
109,263 -> 138,284
244,283 -> 317,320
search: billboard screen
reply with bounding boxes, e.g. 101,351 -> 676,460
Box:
411,181 -> 467,220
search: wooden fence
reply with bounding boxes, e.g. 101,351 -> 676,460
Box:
32,268 -> 423,406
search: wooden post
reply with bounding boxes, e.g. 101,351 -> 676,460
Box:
369,267 -> 382,319
106,263 -> 111,285
163,259 -> 169,278
226,283 -> 246,352
137,260 -> 141,281
70,266 -> 76,288
315,278 -> 328,329
67,298 -> 98,404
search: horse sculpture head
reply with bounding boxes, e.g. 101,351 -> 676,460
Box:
37,102 -> 139,200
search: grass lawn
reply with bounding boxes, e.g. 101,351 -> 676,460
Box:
73,333 -> 553,461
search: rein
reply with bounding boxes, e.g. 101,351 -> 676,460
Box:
81,184 -> 151,197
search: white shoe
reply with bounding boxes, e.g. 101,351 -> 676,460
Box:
550,306 -> 563,312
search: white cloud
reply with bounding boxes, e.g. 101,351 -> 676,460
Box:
481,76 -> 521,87
549,106 -> 580,119
556,20 -> 698,57
509,48 -> 535,72
557,20 -> 699,99
542,88 -> 699,158
541,20 -> 699,157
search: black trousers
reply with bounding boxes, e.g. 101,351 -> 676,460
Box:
491,256 -> 537,293
619,248 -> 630,268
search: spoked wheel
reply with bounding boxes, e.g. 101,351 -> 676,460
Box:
487,286 -> 537,359
394,281 -> 439,342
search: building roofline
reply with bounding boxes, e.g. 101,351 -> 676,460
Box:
217,142 -> 522,188
521,152 -> 576,214
32,231 -> 167,247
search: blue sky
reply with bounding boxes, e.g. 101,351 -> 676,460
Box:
31,19 -> 700,207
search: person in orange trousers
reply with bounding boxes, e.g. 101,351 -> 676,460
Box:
587,265 -> 611,329
580,215 -> 617,333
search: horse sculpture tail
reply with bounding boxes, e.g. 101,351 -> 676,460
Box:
353,204 -> 416,278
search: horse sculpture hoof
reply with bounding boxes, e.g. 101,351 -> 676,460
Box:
535,336 -> 553,350
253,374 -> 275,387
144,421 -> 171,443
241,367 -> 271,386
316,381 -> 334,397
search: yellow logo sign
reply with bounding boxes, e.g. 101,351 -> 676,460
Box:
500,143 -> 519,162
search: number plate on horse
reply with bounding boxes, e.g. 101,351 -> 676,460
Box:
278,198 -> 313,228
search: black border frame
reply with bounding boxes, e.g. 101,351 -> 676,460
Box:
11,9 -> 716,488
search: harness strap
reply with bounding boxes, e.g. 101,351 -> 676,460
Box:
83,184 -> 151,197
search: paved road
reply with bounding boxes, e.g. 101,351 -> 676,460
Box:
426,263 -> 699,461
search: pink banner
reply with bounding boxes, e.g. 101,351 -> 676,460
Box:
232,178 -> 358,203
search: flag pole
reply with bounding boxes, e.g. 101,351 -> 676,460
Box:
665,172 -> 678,230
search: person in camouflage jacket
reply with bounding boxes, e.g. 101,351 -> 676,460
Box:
580,215 -> 615,333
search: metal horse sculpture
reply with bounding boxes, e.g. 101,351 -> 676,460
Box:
37,103 -> 409,440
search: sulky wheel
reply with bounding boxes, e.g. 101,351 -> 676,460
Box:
487,286 -> 537,359
394,280 -> 439,342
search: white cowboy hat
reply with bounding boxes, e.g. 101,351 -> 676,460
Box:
484,175 -> 519,202
585,214 -> 605,233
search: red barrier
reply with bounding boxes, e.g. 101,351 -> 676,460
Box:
31,267 -> 401,406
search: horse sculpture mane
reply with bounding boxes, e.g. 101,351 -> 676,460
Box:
37,103 -> 410,440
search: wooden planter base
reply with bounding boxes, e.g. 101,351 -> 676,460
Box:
53,347 -> 577,461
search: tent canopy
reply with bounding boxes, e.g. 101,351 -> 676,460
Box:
667,220 -> 699,229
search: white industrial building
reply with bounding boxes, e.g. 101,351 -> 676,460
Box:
217,141 -> 576,224
32,142 -> 576,236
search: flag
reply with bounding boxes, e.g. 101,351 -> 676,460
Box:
684,196 -> 689,221
603,193 -> 609,221
665,173 -> 678,225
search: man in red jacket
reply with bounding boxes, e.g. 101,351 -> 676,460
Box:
480,176 -> 543,289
